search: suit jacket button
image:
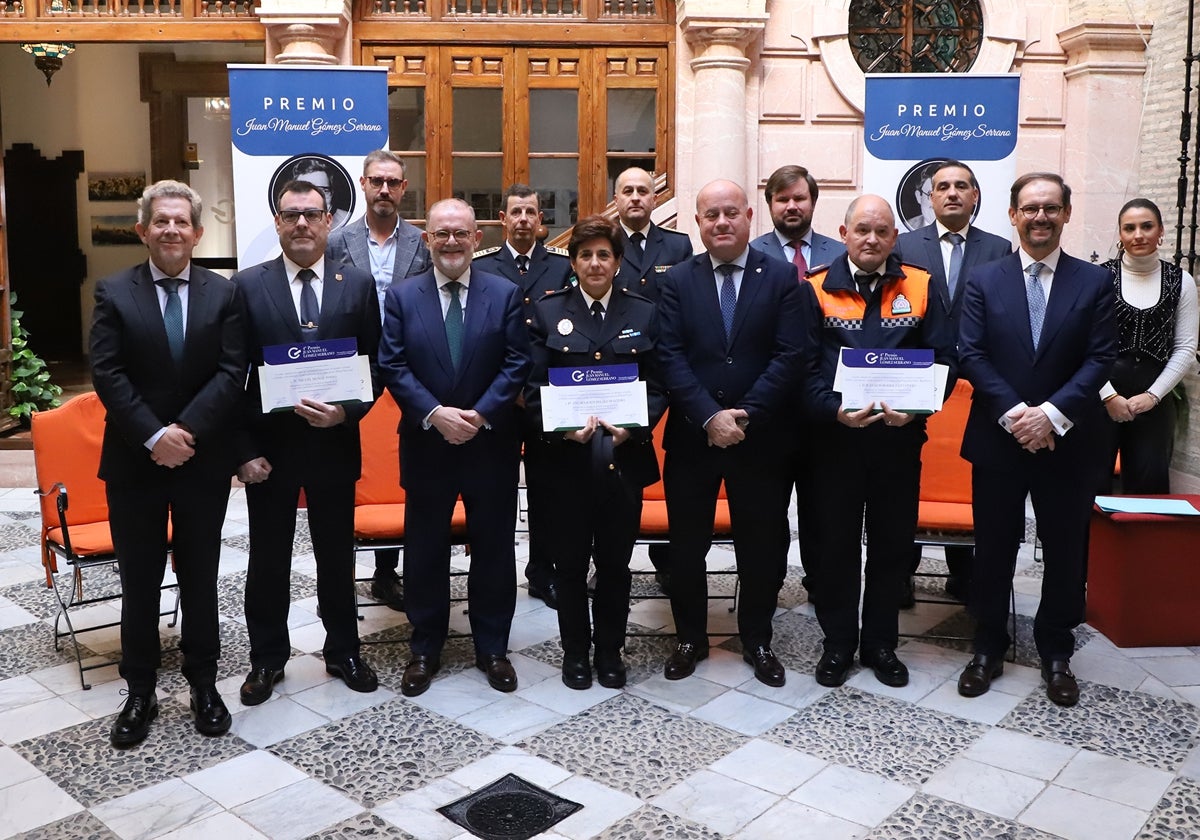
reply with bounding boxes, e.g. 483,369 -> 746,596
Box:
608,463 -> 615,470
641,279 -> 647,285
524,296 -> 531,304
563,345 -> 570,351
526,318 -> 533,325
594,352 -> 602,360
716,390 -> 725,400
631,348 -> 637,354
725,357 -> 733,364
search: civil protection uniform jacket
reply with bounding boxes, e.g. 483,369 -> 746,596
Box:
805,252 -> 957,423
473,240 -> 573,329
233,257 -> 382,486
91,262 -> 248,484
524,285 -> 667,489
614,223 -> 695,301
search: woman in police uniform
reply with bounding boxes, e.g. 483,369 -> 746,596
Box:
524,215 -> 666,690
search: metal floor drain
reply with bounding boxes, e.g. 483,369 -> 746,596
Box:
437,773 -> 582,840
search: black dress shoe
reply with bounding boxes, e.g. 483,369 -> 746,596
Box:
190,685 -> 231,736
370,573 -> 406,611
594,650 -> 627,689
815,649 -> 854,687
957,654 -> 1004,697
743,645 -> 786,687
326,654 -> 379,693
899,576 -> 916,609
860,648 -> 909,687
110,691 -> 158,748
400,655 -> 439,697
527,580 -> 559,610
477,654 -> 518,692
561,653 -> 592,690
1042,659 -> 1080,707
240,666 -> 284,707
663,642 -> 708,680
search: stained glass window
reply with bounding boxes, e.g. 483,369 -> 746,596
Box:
848,0 -> 983,73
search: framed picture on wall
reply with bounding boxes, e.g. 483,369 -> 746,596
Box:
88,172 -> 146,202
91,215 -> 140,246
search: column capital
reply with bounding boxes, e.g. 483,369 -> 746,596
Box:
257,0 -> 352,65
679,0 -> 768,57
1058,21 -> 1152,77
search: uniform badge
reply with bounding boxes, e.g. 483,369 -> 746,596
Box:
654,265 -> 669,273
557,318 -> 574,336
891,294 -> 912,315
335,273 -> 343,282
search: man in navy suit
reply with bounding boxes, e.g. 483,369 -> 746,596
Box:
380,198 -> 532,698
235,179 -> 382,706
956,172 -> 1116,707
895,159 -> 1011,605
326,149 -> 432,611
612,166 -> 694,300
91,180 -> 247,747
657,179 -> 813,687
473,184 -> 571,609
749,164 -> 845,605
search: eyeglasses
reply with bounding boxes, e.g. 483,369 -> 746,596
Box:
1017,204 -> 1064,219
366,176 -> 405,190
430,229 -> 473,243
278,208 -> 327,225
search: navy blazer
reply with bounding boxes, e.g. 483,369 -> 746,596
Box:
959,251 -> 1117,469
895,222 -> 1011,324
614,223 -> 694,300
473,241 -> 572,326
90,262 -> 248,483
749,229 -> 846,275
234,257 -> 381,484
379,268 -> 533,487
326,218 -> 431,287
657,249 -> 809,451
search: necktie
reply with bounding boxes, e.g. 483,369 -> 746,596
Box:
298,268 -> 319,337
1027,262 -> 1046,350
590,299 -> 604,325
790,240 -> 808,277
718,263 -> 737,338
445,280 -> 464,371
855,271 -> 878,301
945,232 -> 965,300
159,277 -> 185,364
629,231 -> 645,259
516,254 -> 530,275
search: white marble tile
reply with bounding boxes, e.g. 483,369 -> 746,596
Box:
1019,784 -> 1149,840
507,651 -> 560,686
233,778 -> 362,840
894,640 -> 970,679
63,676 -> 141,719
709,739 -> 826,795
227,696 -> 328,748
1117,645 -> 1194,659
184,749 -> 308,808
917,678 -> 1025,725
789,764 -> 915,826
1053,749 -> 1173,810
455,694 -> 566,744
0,773 -> 82,836
0,674 -> 54,714
963,729 -> 1078,780
0,744 -> 41,789
0,695 -> 91,744
690,688 -> 796,736
734,799 -> 869,840
157,811 -> 269,840
845,662 -> 940,704
373,776 -> 471,840
626,673 -> 728,714
288,677 -> 396,719
0,598 -> 36,630
1133,674 -> 1188,703
405,671 -> 498,719
92,778 -> 223,840
504,608 -> 563,650
446,746 -> 573,791
652,769 -> 779,836
1132,655 -> 1200,687
516,674 -> 621,715
922,755 -> 1046,819
27,657 -> 119,694
549,773 -> 643,839
626,598 -> 675,632
273,653 -> 337,696
738,671 -> 832,709
283,617 -> 328,654
984,661 -> 1045,697
691,647 -> 762,688
1063,648 -> 1150,691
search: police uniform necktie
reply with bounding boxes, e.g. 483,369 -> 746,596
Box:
298,267 -> 319,338
445,280 -> 464,371
629,231 -> 645,259
516,254 -> 530,275
718,263 -> 737,338
591,299 -> 604,325
1027,262 -> 1046,350
790,240 -> 808,278
945,232 -> 965,300
158,277 -> 185,364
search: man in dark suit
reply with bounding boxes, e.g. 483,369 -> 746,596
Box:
657,179 -> 812,687
90,180 -> 247,747
956,172 -> 1117,707
235,179 -> 382,706
326,148 -> 432,611
380,198 -> 532,698
473,184 -> 572,609
749,164 -> 846,605
895,159 -> 1012,605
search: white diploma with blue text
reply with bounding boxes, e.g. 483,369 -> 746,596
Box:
540,364 -> 649,432
833,348 -> 948,414
258,338 -> 374,413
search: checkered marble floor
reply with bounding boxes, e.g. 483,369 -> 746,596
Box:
0,485 -> 1199,839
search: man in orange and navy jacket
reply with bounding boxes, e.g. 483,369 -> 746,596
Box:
803,194 -> 956,692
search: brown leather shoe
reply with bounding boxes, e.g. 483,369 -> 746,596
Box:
663,642 -> 708,680
743,645 -> 786,687
957,654 -> 1004,697
400,655 -> 440,697
1042,659 -> 1079,707
477,654 -> 518,692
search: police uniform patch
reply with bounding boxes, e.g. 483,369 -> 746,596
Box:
891,294 -> 912,315
654,265 -> 669,272
557,318 -> 574,336
546,246 -> 570,256
473,246 -> 501,259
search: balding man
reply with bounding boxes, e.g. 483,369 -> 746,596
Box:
656,179 -> 815,687
803,195 -> 955,689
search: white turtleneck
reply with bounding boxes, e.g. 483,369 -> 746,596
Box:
1099,252 -> 1199,400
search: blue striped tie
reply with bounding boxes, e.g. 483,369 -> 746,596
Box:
159,277 -> 185,364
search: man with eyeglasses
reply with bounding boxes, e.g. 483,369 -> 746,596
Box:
380,198 -> 532,698
956,172 -> 1116,708
234,178 -> 383,706
327,149 -> 432,612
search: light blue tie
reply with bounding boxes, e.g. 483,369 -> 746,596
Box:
945,232 -> 965,300
158,277 -> 185,365
718,264 -> 737,338
1026,262 -> 1046,350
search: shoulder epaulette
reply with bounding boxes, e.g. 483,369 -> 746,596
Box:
805,264 -> 830,278
618,286 -> 655,304
660,227 -> 689,238
542,285 -> 573,299
545,246 -> 570,257
473,246 -> 501,259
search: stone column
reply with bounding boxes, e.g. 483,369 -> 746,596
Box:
257,0 -> 353,66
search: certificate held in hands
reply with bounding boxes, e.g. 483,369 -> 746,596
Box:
540,364 -> 649,432
833,348 -> 947,414
258,338 -> 374,413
